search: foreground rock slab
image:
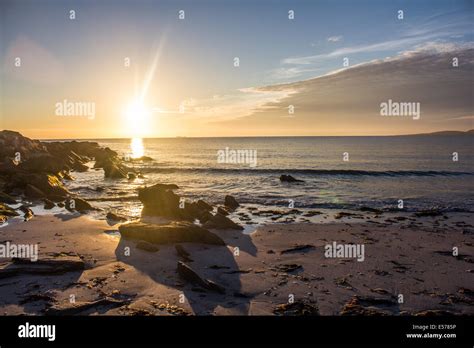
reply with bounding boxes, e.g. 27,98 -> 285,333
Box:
119,221 -> 225,245
177,261 -> 225,294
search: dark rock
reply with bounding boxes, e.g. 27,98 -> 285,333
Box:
138,184 -> 191,220
136,240 -> 159,252
19,205 -> 34,221
217,206 -> 229,216
25,184 -> 45,199
119,221 -> 225,245
415,209 -> 443,217
175,244 -> 193,262
280,174 -> 304,183
106,211 -> 128,222
66,197 -> 95,213
360,207 -> 383,214
203,213 -> 243,230
224,195 -> 239,210
127,173 -> 136,180
280,244 -> 315,254
273,264 -> 303,273
177,261 -> 225,294
43,199 -> 55,210
196,199 -> 213,211
273,300 -> 319,316
0,256 -> 85,279
0,192 -> 16,204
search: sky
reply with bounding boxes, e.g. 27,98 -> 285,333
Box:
0,0 -> 473,138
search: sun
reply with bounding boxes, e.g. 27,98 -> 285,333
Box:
123,100 -> 151,137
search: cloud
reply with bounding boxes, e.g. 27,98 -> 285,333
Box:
327,36 -> 343,43
218,45 -> 474,135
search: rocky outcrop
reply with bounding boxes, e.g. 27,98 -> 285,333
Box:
118,221 -> 225,245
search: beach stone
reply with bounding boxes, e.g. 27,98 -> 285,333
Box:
224,195 -> 239,210
203,213 -> 243,230
43,199 -> 55,210
119,221 -> 225,245
177,261 -> 225,294
280,174 -> 304,183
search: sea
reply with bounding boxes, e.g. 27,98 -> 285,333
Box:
62,135 -> 474,222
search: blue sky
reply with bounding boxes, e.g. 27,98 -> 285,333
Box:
1,0 -> 473,137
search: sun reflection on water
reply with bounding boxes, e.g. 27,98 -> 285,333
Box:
130,137 -> 144,159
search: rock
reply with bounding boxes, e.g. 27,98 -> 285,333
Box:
138,184 -> 191,220
0,192 -> 16,204
136,240 -> 159,252
360,207 -> 383,214
224,195 -> 239,210
66,197 -> 95,213
334,212 -> 363,219
0,256 -> 85,279
272,264 -> 302,273
217,206 -> 229,216
103,161 -> 128,178
340,296 -> 397,316
196,199 -> 213,211
280,244 -> 315,254
415,209 -> 443,217
106,211 -> 128,222
45,297 -> 129,315
19,205 -> 34,221
43,199 -> 55,210
25,184 -> 45,199
175,244 -> 193,262
0,203 -> 19,217
273,300 -> 319,316
127,173 -> 136,180
280,174 -> 304,183
118,221 -> 225,245
203,213 -> 243,230
177,261 -> 225,294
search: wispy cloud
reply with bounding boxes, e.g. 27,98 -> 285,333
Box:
327,35 -> 343,43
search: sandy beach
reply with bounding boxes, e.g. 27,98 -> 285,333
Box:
1,210 -> 472,316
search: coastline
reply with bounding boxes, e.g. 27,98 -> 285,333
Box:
0,130 -> 473,316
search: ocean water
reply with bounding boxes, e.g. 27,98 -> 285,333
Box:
65,136 -> 474,218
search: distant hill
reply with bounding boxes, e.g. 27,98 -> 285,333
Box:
404,130 -> 474,136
